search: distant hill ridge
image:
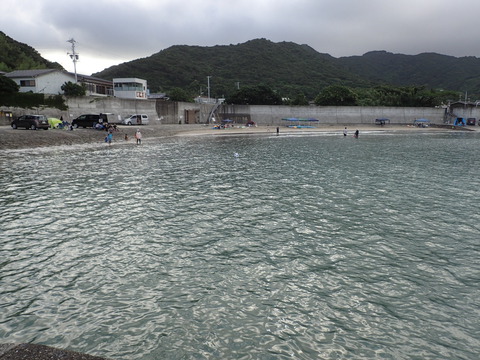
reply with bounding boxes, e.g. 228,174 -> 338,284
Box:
93,39 -> 480,98
1,33 -> 479,98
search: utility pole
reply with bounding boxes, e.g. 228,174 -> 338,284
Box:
207,76 -> 211,101
67,38 -> 79,83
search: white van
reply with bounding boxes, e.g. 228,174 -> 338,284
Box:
122,114 -> 149,125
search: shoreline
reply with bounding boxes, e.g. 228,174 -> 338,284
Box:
0,124 -> 476,150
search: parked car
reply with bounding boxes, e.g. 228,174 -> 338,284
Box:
72,113 -> 109,128
11,115 -> 49,130
467,118 -> 476,126
122,114 -> 149,125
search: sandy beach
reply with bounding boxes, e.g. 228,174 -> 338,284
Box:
0,123 -> 475,150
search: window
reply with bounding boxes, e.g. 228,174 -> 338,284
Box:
20,80 -> 35,87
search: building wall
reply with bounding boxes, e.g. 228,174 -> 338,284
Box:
37,72 -> 74,94
14,72 -> 74,94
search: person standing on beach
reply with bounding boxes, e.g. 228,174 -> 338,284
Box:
135,129 -> 142,145
343,127 -> 348,136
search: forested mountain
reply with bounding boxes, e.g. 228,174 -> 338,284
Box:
0,31 -> 63,72
337,51 -> 480,95
94,39 -> 480,99
94,39 -> 371,99
2,32 -> 480,100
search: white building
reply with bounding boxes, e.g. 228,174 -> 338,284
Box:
5,69 -> 113,96
113,78 -> 148,100
6,69 -> 74,94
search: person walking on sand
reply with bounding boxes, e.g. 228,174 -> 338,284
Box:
135,129 -> 142,145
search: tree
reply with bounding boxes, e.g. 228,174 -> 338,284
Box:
355,85 -> 461,107
61,81 -> 86,96
290,93 -> 309,106
0,75 -> 19,94
226,85 -> 282,105
314,85 -> 358,106
168,87 -> 190,102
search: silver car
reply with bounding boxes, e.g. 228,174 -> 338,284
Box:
122,114 -> 149,125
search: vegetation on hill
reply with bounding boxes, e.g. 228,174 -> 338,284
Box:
94,39 -> 372,99
337,51 -> 480,93
93,39 -> 480,102
1,33 -> 478,106
0,31 -> 64,72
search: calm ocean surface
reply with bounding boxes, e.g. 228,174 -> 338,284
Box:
1,130 -> 479,359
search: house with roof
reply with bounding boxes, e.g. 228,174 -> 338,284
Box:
5,69 -> 113,97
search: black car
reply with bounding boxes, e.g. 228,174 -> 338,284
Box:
11,115 -> 49,130
72,113 -> 109,128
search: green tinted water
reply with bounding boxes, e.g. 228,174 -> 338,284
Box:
1,131 -> 479,359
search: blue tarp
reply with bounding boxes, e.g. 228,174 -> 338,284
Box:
282,118 -> 319,122
282,117 -> 319,128
414,118 -> 430,123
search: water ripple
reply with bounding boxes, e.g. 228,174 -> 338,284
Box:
1,133 -> 479,359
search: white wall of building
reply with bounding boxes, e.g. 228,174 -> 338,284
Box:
15,71 -> 74,94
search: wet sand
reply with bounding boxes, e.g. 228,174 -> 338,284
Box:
0,123 -> 473,150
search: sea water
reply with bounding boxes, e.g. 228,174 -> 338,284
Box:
1,131 -> 479,359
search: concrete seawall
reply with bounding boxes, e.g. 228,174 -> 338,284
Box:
2,98 -> 480,127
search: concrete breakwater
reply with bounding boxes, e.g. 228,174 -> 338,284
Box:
2,97 -> 480,126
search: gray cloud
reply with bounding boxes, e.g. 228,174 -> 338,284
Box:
3,0 -> 480,75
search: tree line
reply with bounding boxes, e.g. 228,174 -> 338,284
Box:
168,83 -> 460,107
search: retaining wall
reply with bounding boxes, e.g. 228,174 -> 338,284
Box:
2,97 -> 480,126
219,105 -> 449,126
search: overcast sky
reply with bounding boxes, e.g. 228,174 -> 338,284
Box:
3,0 -> 480,76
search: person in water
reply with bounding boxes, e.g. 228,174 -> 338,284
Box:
135,129 -> 142,145
354,129 -> 359,138
343,127 -> 348,136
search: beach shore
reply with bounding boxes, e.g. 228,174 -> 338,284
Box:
0,123 -> 475,150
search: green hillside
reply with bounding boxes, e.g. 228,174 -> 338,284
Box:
94,39 -> 372,99
337,50 -> 480,95
94,40 -> 480,99
2,32 -> 480,100
0,31 -> 64,72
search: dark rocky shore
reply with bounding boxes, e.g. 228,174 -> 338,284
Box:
0,343 -> 108,360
